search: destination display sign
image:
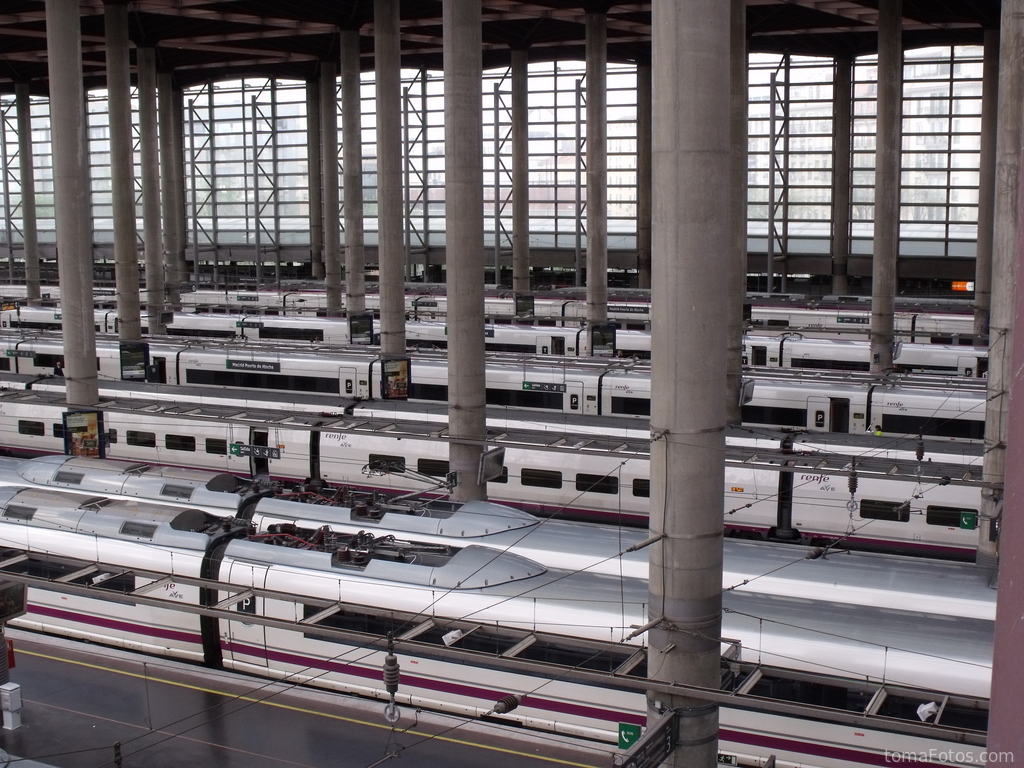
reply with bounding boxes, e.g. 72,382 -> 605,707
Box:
235,321 -> 264,328
5,350 -> 34,358
522,381 -> 566,393
229,444 -> 281,459
227,360 -> 280,372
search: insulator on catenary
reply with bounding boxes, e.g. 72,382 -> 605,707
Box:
916,435 -> 924,463
492,694 -> 522,715
848,471 -> 858,497
383,654 -> 400,695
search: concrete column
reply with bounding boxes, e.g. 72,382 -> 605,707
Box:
340,28 -> 366,315
511,47 -> 531,296
989,135 -> 1024,760
980,0 -> 1024,567
648,1 -> 729,764
375,0 -> 405,352
45,0 -> 98,405
974,29 -> 999,340
15,83 -> 40,305
725,0 -> 747,425
137,48 -> 165,333
444,0 -> 486,503
104,0 -> 141,340
306,80 -> 324,280
585,11 -> 608,325
320,60 -> 342,312
171,87 -> 188,287
831,55 -> 853,295
636,61 -> 652,291
869,0 -> 901,373
158,71 -> 180,305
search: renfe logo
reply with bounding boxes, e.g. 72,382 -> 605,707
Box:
799,474 -> 829,484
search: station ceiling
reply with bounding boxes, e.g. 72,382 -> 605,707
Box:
0,0 -> 1003,95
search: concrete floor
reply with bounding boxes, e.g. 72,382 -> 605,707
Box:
0,629 -> 615,768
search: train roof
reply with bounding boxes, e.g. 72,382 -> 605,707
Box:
0,486 -> 225,546
225,538 -> 547,590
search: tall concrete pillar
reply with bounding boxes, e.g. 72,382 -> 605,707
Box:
158,71 -> 181,305
104,0 -> 141,340
511,47 -> 531,296
831,55 -> 853,295
869,0 -> 901,373
340,28 -> 366,315
306,80 -> 324,280
320,60 -> 342,312
648,1 -> 729,764
988,150 -> 1024,761
974,29 -> 999,340
725,0 -> 747,425
137,47 -> 165,333
444,0 -> 486,503
171,87 -> 188,288
586,11 -> 608,324
15,83 -> 40,305
636,61 -> 652,291
979,0 -> 1024,567
45,0 -> 99,405
375,0 -> 405,353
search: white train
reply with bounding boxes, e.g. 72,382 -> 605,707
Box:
172,286 -> 982,343
0,484 -> 993,765
0,330 -> 990,441
0,389 -> 986,558
0,304 -> 989,376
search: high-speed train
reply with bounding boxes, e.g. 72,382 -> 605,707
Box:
171,286 -> 982,343
0,454 -> 994,620
0,304 -> 989,376
0,330 -> 990,441
0,389 -> 986,558
0,484 -> 993,765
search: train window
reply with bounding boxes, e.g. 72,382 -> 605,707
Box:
632,479 -> 650,498
521,468 -> 562,489
368,454 -> 406,473
741,405 -> 806,428
487,387 -> 564,411
206,438 -> 228,455
926,506 -> 978,530
2,505 -> 36,520
790,358 -> 871,372
17,420 -> 45,436
185,368 -> 340,395
575,474 -> 619,495
160,484 -> 195,500
859,499 -> 910,523
488,467 -> 509,484
165,434 -> 196,452
127,430 -> 156,448
610,396 -> 651,417
107,429 -> 117,444
120,521 -> 158,540
408,383 -> 448,402
766,319 -> 790,328
0,358 -> 8,371
880,414 -> 984,441
417,459 -> 450,477
301,604 -> 402,638
259,327 -> 324,342
51,423 -> 65,438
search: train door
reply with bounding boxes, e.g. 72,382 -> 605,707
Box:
223,560 -> 268,667
548,336 -> 565,356
957,355 -> 981,378
147,356 -> 167,384
806,396 -> 830,432
750,345 -> 768,366
339,365 -> 363,397
565,379 -> 590,414
829,398 -> 850,433
249,428 -> 272,478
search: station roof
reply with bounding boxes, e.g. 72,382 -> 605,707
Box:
0,0 -> 1002,95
